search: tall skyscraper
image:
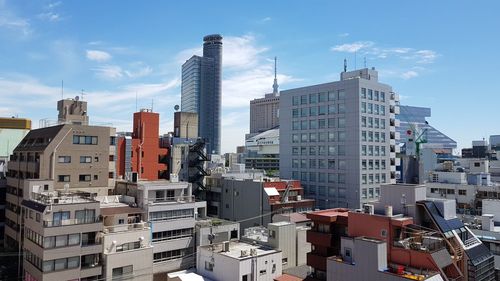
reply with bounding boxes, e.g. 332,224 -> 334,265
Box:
279,67 -> 399,209
181,34 -> 223,154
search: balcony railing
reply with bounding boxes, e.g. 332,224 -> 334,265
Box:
148,195 -> 195,204
103,222 -> 149,233
43,217 -> 101,228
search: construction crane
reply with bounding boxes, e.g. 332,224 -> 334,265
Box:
406,123 -> 428,158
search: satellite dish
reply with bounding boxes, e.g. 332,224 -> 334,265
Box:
75,96 -> 80,101
174,105 -> 180,111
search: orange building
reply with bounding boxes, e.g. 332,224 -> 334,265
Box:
116,109 -> 169,181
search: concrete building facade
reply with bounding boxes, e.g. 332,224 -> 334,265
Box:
181,34 -> 223,154
250,93 -> 280,136
280,68 -> 399,209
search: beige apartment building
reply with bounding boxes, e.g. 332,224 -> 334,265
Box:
4,97 -> 116,252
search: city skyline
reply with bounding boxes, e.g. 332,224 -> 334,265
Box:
0,1 -> 499,153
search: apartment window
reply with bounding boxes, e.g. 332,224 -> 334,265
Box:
301,147 -> 307,155
328,132 -> 335,142
380,119 -> 386,129
109,155 -> 115,161
361,116 -> 366,127
362,160 -> 367,170
381,174 -> 387,183
93,175 -> 98,180
381,146 -> 386,156
447,189 -> 455,195
292,96 -> 299,106
368,117 -> 373,128
380,92 -> 385,102
362,188 -> 367,198
375,174 -> 380,183
73,135 -> 98,145
301,134 -> 308,143
116,241 -> 140,252
381,160 -> 386,169
94,156 -> 99,162
368,145 -> 373,156
80,156 -> 92,163
367,103 -> 373,114
374,132 -> 380,142
113,265 -> 133,279
292,108 -> 299,118
380,105 -> 385,115
374,146 -> 380,156
292,134 -> 299,143
362,174 -> 367,184
79,174 -> 91,182
368,89 -> 373,100
374,118 -> 379,128
150,209 -> 194,222
368,131 -> 373,142
369,174 -> 374,184
374,104 -> 379,115
361,145 -> 367,156
292,121 -> 299,130
110,136 -> 116,145
368,160 -> 374,170
58,175 -> 70,182
361,102 -> 366,113
260,270 -> 267,276
375,160 -> 380,170
459,190 -> 466,195
292,147 -> 299,155
381,133 -> 386,142
205,261 -> 214,271
58,156 -> 71,163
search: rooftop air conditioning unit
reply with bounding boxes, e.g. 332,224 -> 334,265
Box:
363,204 -> 374,215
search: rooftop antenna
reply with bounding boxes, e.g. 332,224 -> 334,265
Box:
364,57 -> 367,68
272,56 -> 279,95
343,58 -> 347,72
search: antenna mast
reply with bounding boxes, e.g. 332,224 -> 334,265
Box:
343,58 -> 347,72
272,56 -> 279,95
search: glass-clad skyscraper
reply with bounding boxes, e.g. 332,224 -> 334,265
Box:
181,34 -> 222,154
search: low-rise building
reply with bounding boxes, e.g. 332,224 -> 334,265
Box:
115,180 -> 206,275
197,240 -> 282,281
22,183 -> 103,281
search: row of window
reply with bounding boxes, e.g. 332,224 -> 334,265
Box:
152,228 -> 194,243
361,131 -> 386,143
304,184 -> 347,198
361,174 -> 387,185
292,159 -> 338,169
292,104 -> 346,118
362,159 -> 387,170
25,227 -> 80,249
292,131 -> 346,143
361,187 -> 381,199
292,117 -> 346,130
292,90 -> 346,106
58,155 -> 115,163
25,250 -> 80,272
73,135 -> 98,145
153,248 -> 190,263
429,188 -> 467,195
361,145 -> 387,156
293,171 -> 346,184
361,102 -> 386,115
116,241 -> 141,252
149,209 -> 194,222
361,88 -> 386,102
58,172 -> 114,182
361,116 -> 386,129
292,146 -> 347,156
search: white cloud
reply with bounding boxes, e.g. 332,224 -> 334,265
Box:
338,32 -> 349,37
414,50 -> 438,64
0,1 -> 31,36
38,11 -> 61,22
258,17 -> 272,23
86,50 -> 112,62
400,70 -> 419,79
331,41 -> 374,53
92,62 -> 153,80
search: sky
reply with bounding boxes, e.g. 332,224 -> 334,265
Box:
0,1 -> 499,154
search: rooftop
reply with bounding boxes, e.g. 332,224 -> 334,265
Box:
30,190 -> 97,205
306,208 -> 349,223
274,212 -> 311,223
201,241 -> 279,260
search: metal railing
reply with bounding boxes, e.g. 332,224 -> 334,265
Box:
148,195 -> 195,204
43,217 -> 101,227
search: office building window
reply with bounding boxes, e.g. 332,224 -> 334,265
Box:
319,105 -> 327,115
368,131 -> 373,142
328,132 -> 335,142
309,93 -> 318,104
338,90 -> 345,99
362,188 -> 367,198
318,146 -> 326,156
301,107 -> 308,117
328,159 -> 336,169
292,121 -> 299,130
361,117 -> 366,127
367,103 -> 373,114
309,172 -> 316,182
310,120 -> 318,129
328,118 -> 336,128
309,133 -> 317,142
328,173 -> 337,183
328,91 -> 336,101
328,145 -> 336,156
292,108 -> 299,118
292,134 -> 299,143
380,105 -> 385,115
309,146 -> 317,155
362,160 -> 367,170
338,117 -> 345,128
338,103 -> 345,114
368,89 -> 373,100
292,159 -> 299,168
362,174 -> 367,184
319,92 -> 327,102
361,145 -> 367,156
361,131 -> 367,141
318,119 -> 326,129
301,95 -> 307,105
328,104 -> 336,114
113,265 -> 133,279
301,120 -> 308,130
292,147 -> 299,155
319,159 -> 327,169
293,96 -> 299,106
319,132 -> 327,142
361,102 -> 366,113
301,133 -> 308,143
310,159 -> 317,168
301,159 -> 307,169
310,106 -> 318,116
380,92 -> 385,102
374,91 -> 379,101
361,88 -> 367,99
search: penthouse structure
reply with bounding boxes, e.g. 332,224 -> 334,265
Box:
280,67 -> 399,209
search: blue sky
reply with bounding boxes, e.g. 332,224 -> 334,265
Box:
0,0 -> 499,153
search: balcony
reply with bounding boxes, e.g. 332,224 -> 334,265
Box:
103,222 -> 149,233
307,252 -> 327,271
43,217 -> 102,228
307,231 -> 334,248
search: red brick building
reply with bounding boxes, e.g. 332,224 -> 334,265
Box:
116,109 -> 168,181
